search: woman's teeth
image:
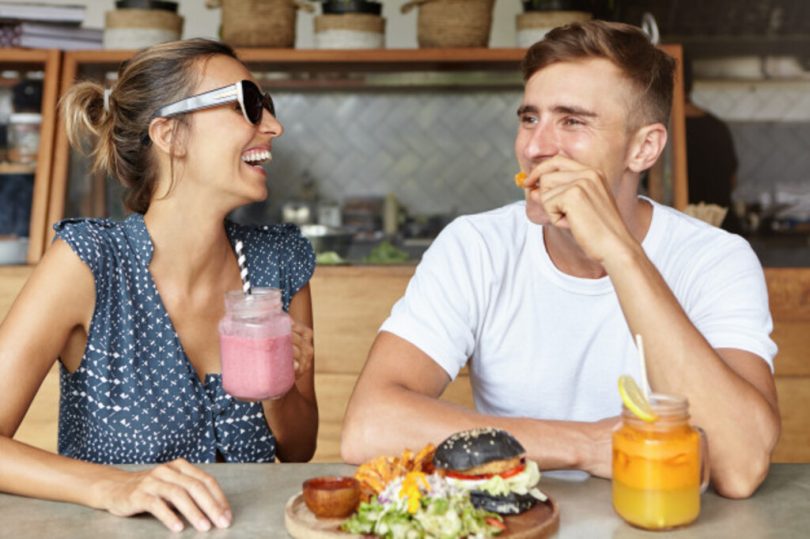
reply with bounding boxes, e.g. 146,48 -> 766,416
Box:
241,149 -> 272,167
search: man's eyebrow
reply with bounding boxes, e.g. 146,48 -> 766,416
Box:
516,104 -> 537,116
553,105 -> 597,117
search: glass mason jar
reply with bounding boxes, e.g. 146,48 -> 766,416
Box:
612,393 -> 709,530
7,112 -> 41,165
218,288 -> 294,401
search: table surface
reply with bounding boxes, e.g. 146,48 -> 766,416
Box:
0,463 -> 807,538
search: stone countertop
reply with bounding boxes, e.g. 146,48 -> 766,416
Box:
0,463 -> 807,538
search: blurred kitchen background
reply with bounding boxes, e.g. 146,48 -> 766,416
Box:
27,0 -> 810,264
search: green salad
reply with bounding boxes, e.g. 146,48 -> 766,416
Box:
342,473 -> 504,539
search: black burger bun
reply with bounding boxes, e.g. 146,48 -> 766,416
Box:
433,427 -> 526,472
434,428 -> 543,515
470,490 -> 537,515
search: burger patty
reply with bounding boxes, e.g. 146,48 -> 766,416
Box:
454,455 -> 524,477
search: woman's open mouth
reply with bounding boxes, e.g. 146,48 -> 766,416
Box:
241,149 -> 272,168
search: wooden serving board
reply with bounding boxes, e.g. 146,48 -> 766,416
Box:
284,493 -> 559,539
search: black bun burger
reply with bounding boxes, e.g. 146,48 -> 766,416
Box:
433,427 -> 547,515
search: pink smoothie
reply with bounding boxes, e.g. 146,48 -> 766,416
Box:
220,333 -> 294,401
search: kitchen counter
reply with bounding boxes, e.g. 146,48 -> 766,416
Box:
746,233 -> 810,267
1,463 -> 808,538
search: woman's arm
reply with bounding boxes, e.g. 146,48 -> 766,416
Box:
0,240 -> 232,532
262,283 -> 318,462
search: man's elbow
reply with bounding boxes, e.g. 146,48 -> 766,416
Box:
340,401 -> 376,464
715,420 -> 780,499
714,454 -> 771,499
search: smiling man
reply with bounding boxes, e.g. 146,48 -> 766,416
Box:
341,21 -> 780,499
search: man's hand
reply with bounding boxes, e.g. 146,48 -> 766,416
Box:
97,458 -> 231,532
525,155 -> 637,264
580,417 -> 621,478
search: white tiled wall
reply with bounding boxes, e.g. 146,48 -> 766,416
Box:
693,81 -> 810,202
237,90 -> 525,223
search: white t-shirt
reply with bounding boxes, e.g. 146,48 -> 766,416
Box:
380,198 -> 776,422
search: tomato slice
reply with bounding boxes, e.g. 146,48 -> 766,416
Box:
485,517 -> 507,531
444,462 -> 525,481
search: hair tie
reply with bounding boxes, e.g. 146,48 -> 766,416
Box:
103,87 -> 112,113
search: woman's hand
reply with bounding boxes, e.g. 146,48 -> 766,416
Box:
98,458 -> 231,532
291,320 -> 314,379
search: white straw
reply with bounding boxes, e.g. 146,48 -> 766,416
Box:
235,240 -> 252,295
636,334 -> 651,398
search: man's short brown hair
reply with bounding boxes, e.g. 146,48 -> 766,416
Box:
521,20 -> 675,128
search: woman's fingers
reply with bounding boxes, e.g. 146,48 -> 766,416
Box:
166,459 -> 231,520
144,494 -> 185,533
152,460 -> 230,530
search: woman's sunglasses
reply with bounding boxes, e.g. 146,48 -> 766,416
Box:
151,79 -> 275,125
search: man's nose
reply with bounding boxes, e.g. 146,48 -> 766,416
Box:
524,120 -> 558,160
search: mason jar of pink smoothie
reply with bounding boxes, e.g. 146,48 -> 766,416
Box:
219,288 -> 295,401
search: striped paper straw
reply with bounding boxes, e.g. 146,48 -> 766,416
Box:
235,240 -> 252,295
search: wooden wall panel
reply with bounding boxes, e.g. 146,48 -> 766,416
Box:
772,377 -> 810,463
310,266 -> 413,375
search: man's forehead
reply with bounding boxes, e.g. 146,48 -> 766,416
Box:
521,58 -> 634,115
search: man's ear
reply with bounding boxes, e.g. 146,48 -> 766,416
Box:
627,123 -> 668,173
147,117 -> 187,158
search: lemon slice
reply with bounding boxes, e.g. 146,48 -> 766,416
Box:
618,375 -> 658,422
514,171 -> 527,188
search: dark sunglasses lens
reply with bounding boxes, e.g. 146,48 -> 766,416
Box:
263,94 -> 275,118
241,81 -> 263,124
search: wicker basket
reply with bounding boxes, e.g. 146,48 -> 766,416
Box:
104,8 -> 183,49
401,0 -> 494,48
515,10 -> 591,48
314,14 -> 385,49
218,0 -> 309,48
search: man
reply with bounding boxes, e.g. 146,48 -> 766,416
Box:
341,21 -> 779,499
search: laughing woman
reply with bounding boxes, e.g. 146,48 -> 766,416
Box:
0,39 -> 317,532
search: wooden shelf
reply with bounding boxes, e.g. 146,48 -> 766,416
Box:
0,48 -> 60,265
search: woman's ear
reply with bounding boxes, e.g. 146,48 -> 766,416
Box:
627,123 -> 668,173
147,117 -> 187,158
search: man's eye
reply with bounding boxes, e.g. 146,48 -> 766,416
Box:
563,117 -> 584,126
520,114 -> 537,125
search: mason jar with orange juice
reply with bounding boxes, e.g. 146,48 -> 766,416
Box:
612,376 -> 709,531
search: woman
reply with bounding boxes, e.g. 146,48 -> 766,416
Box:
0,39 -> 317,532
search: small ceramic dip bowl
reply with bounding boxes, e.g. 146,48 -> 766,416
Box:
302,476 -> 361,519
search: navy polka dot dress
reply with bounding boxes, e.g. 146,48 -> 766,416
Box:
52,214 -> 315,465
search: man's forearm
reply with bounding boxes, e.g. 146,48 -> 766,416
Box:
604,244 -> 780,497
341,382 -> 614,475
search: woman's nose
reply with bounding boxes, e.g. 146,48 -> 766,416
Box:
260,110 -> 284,138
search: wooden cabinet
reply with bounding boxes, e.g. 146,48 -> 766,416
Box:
0,49 -> 60,264
45,46 -> 688,252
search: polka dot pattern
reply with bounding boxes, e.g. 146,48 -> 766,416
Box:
52,214 -> 315,465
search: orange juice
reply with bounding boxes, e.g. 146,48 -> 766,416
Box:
612,393 -> 704,530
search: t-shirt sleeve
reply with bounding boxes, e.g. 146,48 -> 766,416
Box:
685,235 -> 777,370
52,218 -> 110,281
380,218 -> 487,380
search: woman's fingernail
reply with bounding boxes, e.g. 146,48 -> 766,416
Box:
172,522 -> 183,532
198,519 -> 211,531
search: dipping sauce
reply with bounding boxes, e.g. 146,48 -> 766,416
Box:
302,476 -> 360,519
